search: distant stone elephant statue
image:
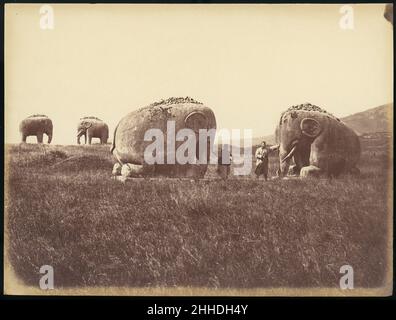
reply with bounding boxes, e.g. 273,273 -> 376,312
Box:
111,97 -> 217,178
19,115 -> 53,144
77,117 -> 109,145
275,103 -> 361,178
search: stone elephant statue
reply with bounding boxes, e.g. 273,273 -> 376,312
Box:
275,103 -> 361,178
111,97 -> 217,178
19,115 -> 53,144
77,117 -> 109,145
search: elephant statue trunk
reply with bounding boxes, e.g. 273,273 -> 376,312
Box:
278,141 -> 298,177
280,141 -> 298,164
76,128 -> 87,144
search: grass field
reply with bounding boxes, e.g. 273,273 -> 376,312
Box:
4,135 -> 392,289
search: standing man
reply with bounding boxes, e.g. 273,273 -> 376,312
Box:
255,141 -> 279,180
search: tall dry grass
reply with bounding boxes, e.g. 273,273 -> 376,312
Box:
4,136 -> 392,288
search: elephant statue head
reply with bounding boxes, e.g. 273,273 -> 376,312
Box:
275,103 -> 361,178
77,117 -> 109,145
111,96 -> 217,178
19,114 -> 53,144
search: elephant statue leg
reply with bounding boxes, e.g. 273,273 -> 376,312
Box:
112,163 -> 122,176
88,135 -> 92,145
121,163 -> 144,177
300,165 -> 322,178
288,164 -> 300,176
37,132 -> 44,144
21,133 -> 27,143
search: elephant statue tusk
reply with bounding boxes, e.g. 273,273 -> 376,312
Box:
281,144 -> 298,163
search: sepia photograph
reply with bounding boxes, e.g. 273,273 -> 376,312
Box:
3,3 -> 393,297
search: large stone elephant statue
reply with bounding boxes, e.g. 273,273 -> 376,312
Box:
77,117 -> 109,145
275,103 -> 361,178
19,115 -> 53,144
111,97 -> 217,178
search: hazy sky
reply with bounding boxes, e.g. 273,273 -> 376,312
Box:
5,4 -> 393,144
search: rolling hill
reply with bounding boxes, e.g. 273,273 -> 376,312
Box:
341,103 -> 393,135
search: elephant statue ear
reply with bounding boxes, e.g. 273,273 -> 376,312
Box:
300,118 -> 321,138
82,121 -> 93,129
185,112 -> 208,133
